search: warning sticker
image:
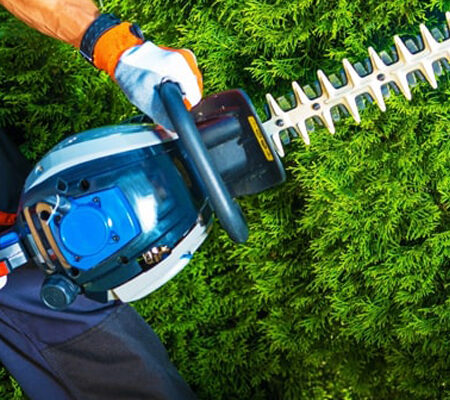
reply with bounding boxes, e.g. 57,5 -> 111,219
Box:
248,116 -> 274,162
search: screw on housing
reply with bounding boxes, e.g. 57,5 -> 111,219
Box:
263,12 -> 450,156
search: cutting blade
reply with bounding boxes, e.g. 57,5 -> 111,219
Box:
263,12 -> 450,156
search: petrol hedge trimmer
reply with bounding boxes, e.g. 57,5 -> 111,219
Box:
0,12 -> 448,309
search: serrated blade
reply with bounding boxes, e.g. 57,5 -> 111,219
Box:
262,12 -> 450,157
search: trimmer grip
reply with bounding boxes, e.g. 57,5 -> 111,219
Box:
159,82 -> 249,243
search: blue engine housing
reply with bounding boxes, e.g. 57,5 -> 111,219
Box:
16,124 -> 210,303
0,88 -> 284,310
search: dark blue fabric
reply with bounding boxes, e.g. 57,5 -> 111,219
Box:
0,264 -> 119,399
0,266 -> 196,400
0,265 -> 118,350
0,303 -> 73,399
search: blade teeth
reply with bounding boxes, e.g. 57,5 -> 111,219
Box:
420,60 -> 438,88
420,24 -> 439,52
317,70 -> 337,99
293,121 -> 310,145
342,59 -> 362,87
292,81 -> 311,105
263,15 -> 450,153
320,108 -> 335,134
418,24 -> 439,88
343,96 -> 361,123
394,35 -> 414,62
385,36 -> 413,100
368,46 -> 386,70
271,131 -> 285,157
368,85 -> 387,112
394,72 -> 412,100
266,93 -> 284,117
266,93 -> 287,156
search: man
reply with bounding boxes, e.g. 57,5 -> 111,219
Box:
0,0 -> 202,398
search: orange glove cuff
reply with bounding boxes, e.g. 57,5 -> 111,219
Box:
92,22 -> 144,78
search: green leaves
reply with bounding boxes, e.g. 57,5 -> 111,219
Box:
0,8 -> 130,160
0,1 -> 450,399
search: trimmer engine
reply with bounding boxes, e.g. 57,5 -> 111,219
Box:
0,86 -> 284,309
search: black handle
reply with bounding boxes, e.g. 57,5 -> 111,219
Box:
159,82 -> 248,243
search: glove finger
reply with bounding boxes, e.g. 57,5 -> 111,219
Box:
159,47 -> 203,96
115,42 -> 202,126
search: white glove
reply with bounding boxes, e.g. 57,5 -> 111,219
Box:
114,42 -> 203,130
84,17 -> 203,130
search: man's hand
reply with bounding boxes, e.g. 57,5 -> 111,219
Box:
114,44 -> 203,130
0,2 -> 203,129
86,16 -> 203,130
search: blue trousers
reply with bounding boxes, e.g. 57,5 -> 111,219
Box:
0,130 -> 196,399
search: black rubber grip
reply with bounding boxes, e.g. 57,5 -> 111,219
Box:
159,82 -> 249,243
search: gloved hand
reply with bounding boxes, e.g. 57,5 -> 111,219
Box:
81,15 -> 203,130
115,43 -> 203,130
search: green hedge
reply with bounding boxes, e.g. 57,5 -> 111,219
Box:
0,1 -> 449,399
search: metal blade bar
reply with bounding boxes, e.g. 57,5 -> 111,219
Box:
262,12 -> 450,156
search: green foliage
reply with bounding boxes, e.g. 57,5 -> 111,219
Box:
0,0 -> 449,399
0,8 -> 130,160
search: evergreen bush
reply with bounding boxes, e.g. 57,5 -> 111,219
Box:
0,1 -> 449,398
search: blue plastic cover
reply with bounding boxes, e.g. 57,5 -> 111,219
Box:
60,207 -> 110,257
0,232 -> 19,250
52,187 -> 141,271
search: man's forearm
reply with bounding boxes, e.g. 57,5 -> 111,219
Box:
0,0 -> 100,48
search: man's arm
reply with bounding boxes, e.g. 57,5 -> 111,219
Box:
0,0 -> 202,129
0,0 -> 99,48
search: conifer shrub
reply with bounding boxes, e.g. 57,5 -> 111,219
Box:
0,1 -> 449,399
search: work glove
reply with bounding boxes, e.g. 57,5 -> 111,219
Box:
80,14 -> 203,130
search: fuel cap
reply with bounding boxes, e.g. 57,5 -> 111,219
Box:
60,206 -> 109,257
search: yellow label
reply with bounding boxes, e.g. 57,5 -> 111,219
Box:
248,116 -> 274,162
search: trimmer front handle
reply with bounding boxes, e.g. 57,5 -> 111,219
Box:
159,81 -> 249,243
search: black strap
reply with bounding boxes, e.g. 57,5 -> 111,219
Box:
80,14 -> 145,64
79,14 -> 122,63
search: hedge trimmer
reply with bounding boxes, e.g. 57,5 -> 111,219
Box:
0,12 -> 448,309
